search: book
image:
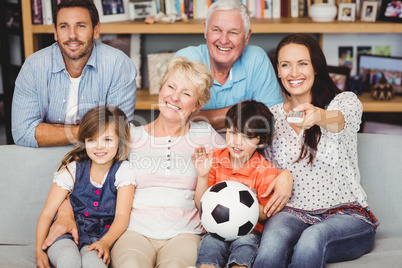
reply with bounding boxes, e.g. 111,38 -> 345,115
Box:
186,0 -> 194,18
298,0 -> 306,17
165,0 -> 176,14
155,0 -> 162,13
291,0 -> 298,17
255,0 -> 262,18
160,0 -> 166,14
248,0 -> 255,17
272,0 -> 281,18
31,0 -> 43,24
42,0 -> 53,25
280,0 -> 288,17
264,0 -> 273,18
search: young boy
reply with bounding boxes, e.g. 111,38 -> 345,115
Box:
192,100 -> 278,268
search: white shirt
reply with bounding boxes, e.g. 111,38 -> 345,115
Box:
53,160 -> 136,191
64,75 -> 81,125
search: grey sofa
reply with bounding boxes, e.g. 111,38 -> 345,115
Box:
1,133 -> 401,268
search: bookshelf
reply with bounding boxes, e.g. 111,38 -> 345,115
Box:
21,1 -> 402,112
136,90 -> 402,112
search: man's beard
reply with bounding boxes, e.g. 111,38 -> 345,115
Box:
58,38 -> 94,61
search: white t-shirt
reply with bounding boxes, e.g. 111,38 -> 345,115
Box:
65,75 -> 81,125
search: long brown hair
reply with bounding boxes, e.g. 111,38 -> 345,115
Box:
57,106 -> 130,175
273,34 -> 341,165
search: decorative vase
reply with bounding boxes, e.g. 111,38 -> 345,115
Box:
309,3 -> 338,22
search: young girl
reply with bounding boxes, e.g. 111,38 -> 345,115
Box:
254,34 -> 379,267
36,106 -> 135,268
192,100 -> 279,268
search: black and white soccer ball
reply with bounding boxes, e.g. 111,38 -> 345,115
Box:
199,181 -> 259,241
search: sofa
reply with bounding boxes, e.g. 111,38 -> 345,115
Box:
1,133 -> 401,268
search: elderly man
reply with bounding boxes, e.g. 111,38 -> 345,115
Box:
176,0 -> 283,130
12,0 -> 137,147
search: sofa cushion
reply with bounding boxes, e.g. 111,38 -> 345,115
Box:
356,134 -> 402,239
327,237 -> 402,267
0,145 -> 72,245
0,134 -> 401,268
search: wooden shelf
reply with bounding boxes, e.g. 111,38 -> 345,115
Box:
21,1 -> 402,114
135,89 -> 159,110
27,18 -> 402,35
358,92 -> 402,112
21,0 -> 402,58
136,90 -> 402,112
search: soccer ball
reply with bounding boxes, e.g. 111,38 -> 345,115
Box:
199,181 -> 259,241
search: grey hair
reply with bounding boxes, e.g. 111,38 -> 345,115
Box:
205,0 -> 250,39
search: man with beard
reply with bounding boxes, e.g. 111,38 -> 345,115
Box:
12,0 -> 137,147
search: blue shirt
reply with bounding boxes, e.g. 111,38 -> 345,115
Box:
12,41 -> 137,147
176,44 -> 283,110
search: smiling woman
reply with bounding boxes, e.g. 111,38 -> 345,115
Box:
109,56 -> 226,268
156,56 -> 213,129
254,34 -> 379,267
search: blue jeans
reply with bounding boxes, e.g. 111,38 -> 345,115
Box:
253,212 -> 375,268
196,230 -> 261,268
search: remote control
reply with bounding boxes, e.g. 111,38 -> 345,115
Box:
287,111 -> 305,123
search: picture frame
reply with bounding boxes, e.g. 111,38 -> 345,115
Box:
147,52 -> 175,95
361,1 -> 378,21
94,0 -> 130,23
328,65 -> 351,91
4,6 -> 21,30
338,3 -> 356,21
357,54 -> 402,94
128,0 -> 157,20
378,0 -> 402,22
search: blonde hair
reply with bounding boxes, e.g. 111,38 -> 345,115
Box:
57,106 -> 130,174
160,56 -> 213,117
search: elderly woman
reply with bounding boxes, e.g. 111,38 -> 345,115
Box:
110,57 -> 226,267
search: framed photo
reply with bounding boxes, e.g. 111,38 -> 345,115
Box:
128,0 -> 157,20
328,66 -> 351,91
4,7 -> 21,30
147,53 -> 175,95
357,54 -> 402,94
361,1 -> 378,21
338,3 -> 356,21
378,0 -> 402,22
94,0 -> 130,23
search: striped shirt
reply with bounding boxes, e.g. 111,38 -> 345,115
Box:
127,121 -> 225,239
12,40 -> 137,147
208,148 -> 278,232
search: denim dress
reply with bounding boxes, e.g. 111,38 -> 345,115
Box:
57,159 -> 122,249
